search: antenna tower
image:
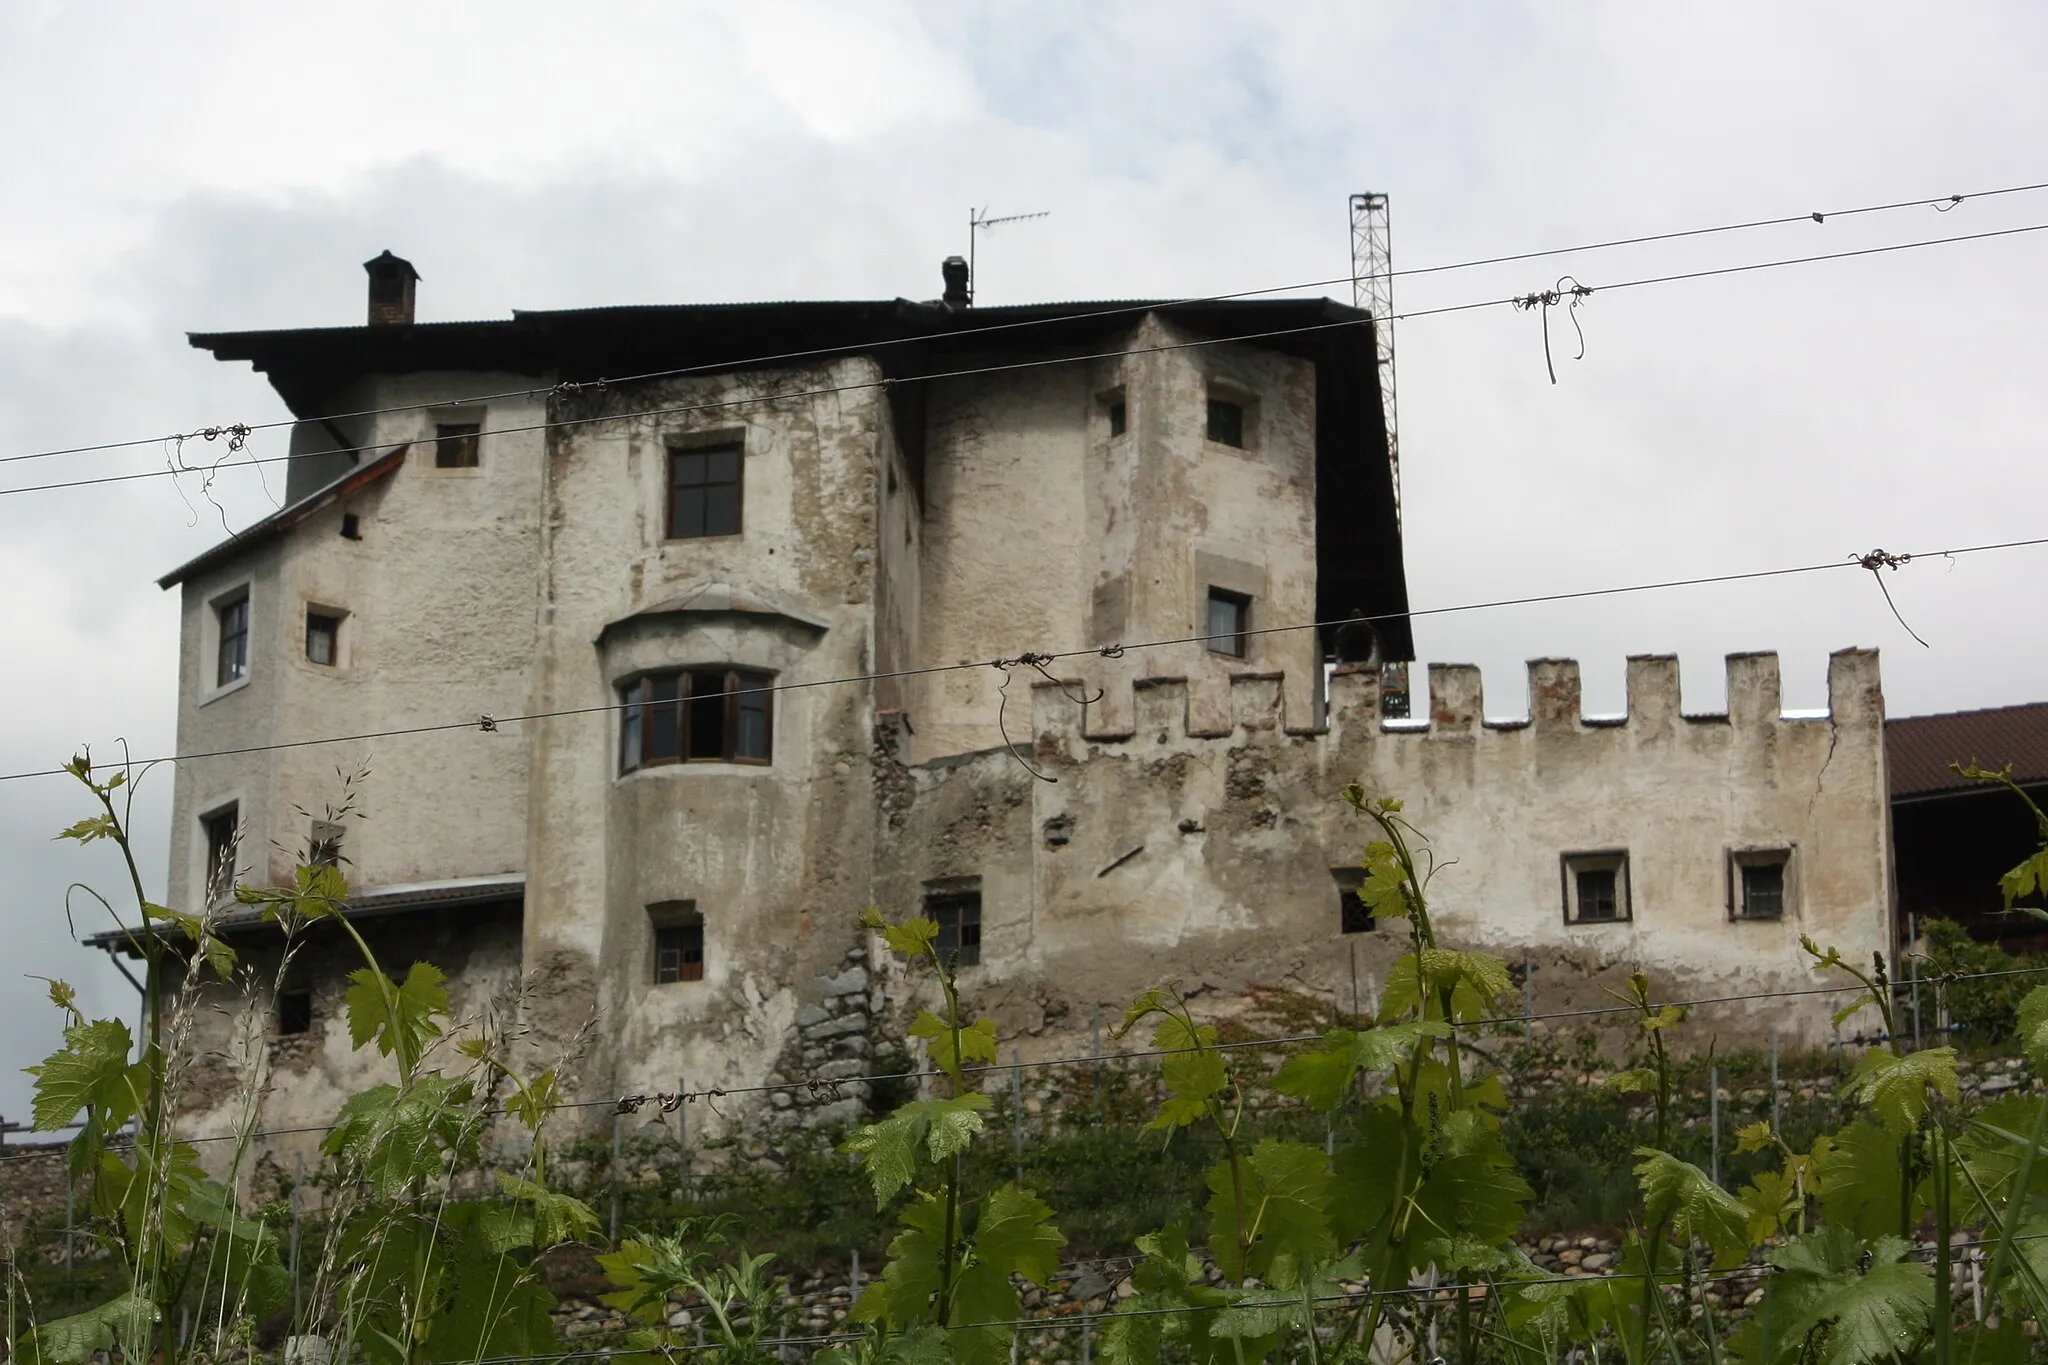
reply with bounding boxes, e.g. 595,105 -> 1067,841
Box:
1349,192 -> 1400,526
968,207 -> 1051,304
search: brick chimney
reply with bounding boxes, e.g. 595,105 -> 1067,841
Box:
941,256 -> 971,309
364,250 -> 419,326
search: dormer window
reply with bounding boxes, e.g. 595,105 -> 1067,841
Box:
620,668 -> 773,771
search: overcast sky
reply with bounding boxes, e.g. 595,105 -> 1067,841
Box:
3,2 -> 2045,1121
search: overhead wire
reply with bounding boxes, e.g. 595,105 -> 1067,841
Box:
6,175 -> 2044,472
3,530 -> 2045,786
6,216 -> 2048,499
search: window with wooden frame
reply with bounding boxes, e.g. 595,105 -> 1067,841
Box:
1206,397 -> 1245,448
434,421 -> 481,468
926,891 -> 982,968
649,902 -> 705,983
1561,851 -> 1631,925
619,669 -> 773,771
1730,849 -> 1792,921
1206,588 -> 1250,657
216,592 -> 250,687
306,611 -> 342,666
667,444 -> 743,539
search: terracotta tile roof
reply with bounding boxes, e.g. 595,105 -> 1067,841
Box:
1887,702 -> 2048,799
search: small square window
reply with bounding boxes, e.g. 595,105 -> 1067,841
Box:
1206,398 -> 1245,448
1206,588 -> 1250,658
1732,851 -> 1792,921
650,903 -> 705,983
277,990 -> 313,1037
434,422 -> 481,469
216,593 -> 250,688
1562,851 -> 1631,925
202,804 -> 240,903
306,612 -> 341,666
1108,401 -> 1127,437
668,444 -> 743,539
1332,868 -> 1374,934
927,892 -> 982,968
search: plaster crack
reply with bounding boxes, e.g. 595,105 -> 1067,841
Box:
1808,715 -> 1841,820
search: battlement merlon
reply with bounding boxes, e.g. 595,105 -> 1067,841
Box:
1028,649 -> 1884,749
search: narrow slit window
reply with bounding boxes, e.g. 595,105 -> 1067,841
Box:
216,594 -> 250,687
1206,588 -> 1250,658
1108,401 -> 1127,437
203,804 -> 239,903
434,422 -> 481,468
306,612 -> 341,666
927,892 -> 982,968
1333,869 -> 1374,934
668,445 -> 743,539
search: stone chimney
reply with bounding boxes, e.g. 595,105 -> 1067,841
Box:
364,250 -> 419,326
941,255 -> 971,309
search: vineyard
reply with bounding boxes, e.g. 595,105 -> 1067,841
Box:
11,759 -> 2048,1365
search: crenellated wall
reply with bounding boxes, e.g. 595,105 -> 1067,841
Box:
869,649 -> 1889,1052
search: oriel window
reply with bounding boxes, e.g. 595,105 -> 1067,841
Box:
620,669 -> 774,771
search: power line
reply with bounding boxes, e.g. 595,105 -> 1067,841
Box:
4,531 -> 2043,786
8,175 -> 2042,473
6,215 -> 2048,500
4,963 -> 2038,1163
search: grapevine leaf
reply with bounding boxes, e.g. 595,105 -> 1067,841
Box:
1205,1138 -> 1335,1283
1383,950 -> 1511,1023
909,1010 -> 998,1086
504,1067 -> 562,1131
1406,1146 -> 1532,1272
55,814 -> 120,845
1739,1166 -> 1800,1243
1328,1105 -> 1414,1243
1634,1148 -> 1751,1269
26,1018 -> 141,1133
344,961 -> 448,1064
970,1182 -> 1066,1287
875,914 -> 940,960
1816,1121 -> 1915,1240
867,1193 -> 950,1327
236,861 -> 350,921
1999,848 -> 2048,911
1956,1097 -> 2048,1224
496,1171 -> 600,1248
1763,1227 -> 1930,1365
321,1074 -> 475,1200
1271,1021 -> 1450,1111
18,1291 -> 159,1365
1845,1047 -> 1959,1133
2015,987 -> 2048,1073
1734,1120 -> 1776,1154
843,1094 -> 992,1204
1606,1068 -> 1658,1094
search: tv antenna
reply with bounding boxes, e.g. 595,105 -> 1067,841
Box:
968,206 -> 1050,304
1349,192 -> 1400,528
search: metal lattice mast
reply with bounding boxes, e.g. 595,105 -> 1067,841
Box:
1349,192 -> 1399,526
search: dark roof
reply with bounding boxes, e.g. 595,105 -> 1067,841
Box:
84,874 -> 524,956
190,294 -> 1412,659
158,444 -> 407,589
1887,702 -> 2048,800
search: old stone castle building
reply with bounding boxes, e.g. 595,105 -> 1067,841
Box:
112,255 -> 1892,1141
